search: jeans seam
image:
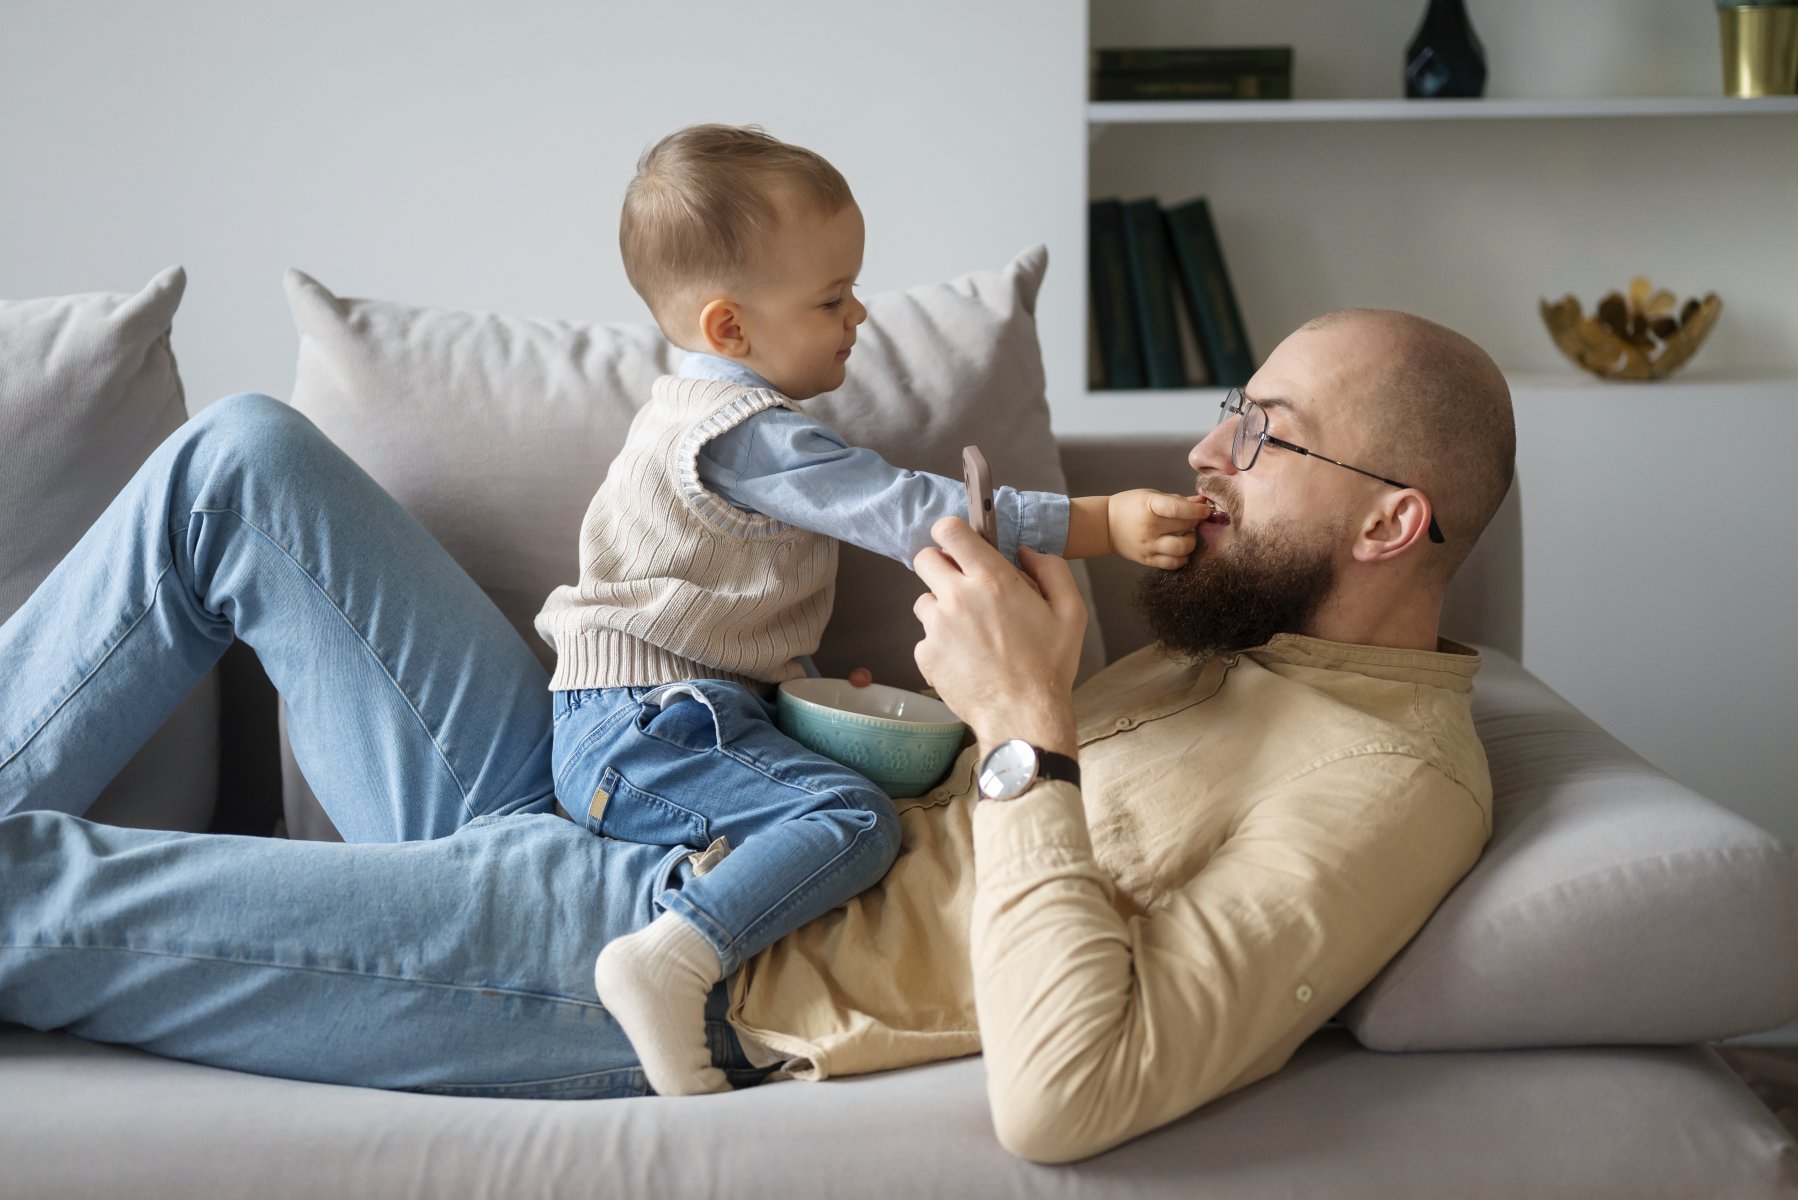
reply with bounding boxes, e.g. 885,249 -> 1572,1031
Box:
658,893 -> 736,963
3,941 -> 606,1011
189,505 -> 476,820
720,740 -> 897,820
597,766 -> 708,843
718,806 -> 894,964
0,561 -> 179,772
554,704 -> 654,816
407,1064 -> 650,1097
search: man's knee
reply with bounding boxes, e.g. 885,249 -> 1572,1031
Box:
182,392 -> 329,476
189,391 -> 301,438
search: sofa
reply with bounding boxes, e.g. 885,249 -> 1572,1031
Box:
3,259 -> 1795,1199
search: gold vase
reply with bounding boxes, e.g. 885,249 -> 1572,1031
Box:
1719,5 -> 1798,97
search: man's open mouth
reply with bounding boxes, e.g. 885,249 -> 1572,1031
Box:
1198,492 -> 1232,525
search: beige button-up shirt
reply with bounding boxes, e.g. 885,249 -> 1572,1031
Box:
728,633 -> 1493,1162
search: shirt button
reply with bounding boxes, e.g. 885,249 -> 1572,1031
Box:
1295,983 -> 1314,1004
1115,717 -> 1136,730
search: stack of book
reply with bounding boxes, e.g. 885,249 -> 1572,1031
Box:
1091,46 -> 1294,102
1089,196 -> 1255,391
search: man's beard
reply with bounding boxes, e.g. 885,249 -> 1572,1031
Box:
1132,513 -> 1342,663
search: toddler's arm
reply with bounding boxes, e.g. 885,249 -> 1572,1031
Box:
1065,491 -> 1216,570
697,408 -> 1064,571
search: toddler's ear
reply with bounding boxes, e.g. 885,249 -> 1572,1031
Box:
698,297 -> 748,355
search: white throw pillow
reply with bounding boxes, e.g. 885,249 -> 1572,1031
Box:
0,266 -> 219,831
278,247 -> 1105,839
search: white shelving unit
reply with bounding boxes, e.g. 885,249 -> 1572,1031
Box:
1090,95 -> 1798,125
1081,0 -> 1798,1036
1084,93 -> 1798,423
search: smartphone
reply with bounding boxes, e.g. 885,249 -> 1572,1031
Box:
962,445 -> 996,547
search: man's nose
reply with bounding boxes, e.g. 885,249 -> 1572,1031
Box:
1189,419 -> 1236,475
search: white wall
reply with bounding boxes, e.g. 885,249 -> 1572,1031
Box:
0,0 -> 1086,412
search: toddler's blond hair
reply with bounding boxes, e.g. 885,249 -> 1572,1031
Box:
621,123 -> 854,343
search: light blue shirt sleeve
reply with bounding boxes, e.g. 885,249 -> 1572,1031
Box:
675,349 -> 1071,571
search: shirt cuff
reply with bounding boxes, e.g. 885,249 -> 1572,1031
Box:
995,489 -> 1072,566
971,778 -> 1093,883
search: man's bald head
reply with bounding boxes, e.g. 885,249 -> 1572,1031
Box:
1293,309 -> 1514,582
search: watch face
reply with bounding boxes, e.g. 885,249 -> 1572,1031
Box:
979,739 -> 1039,800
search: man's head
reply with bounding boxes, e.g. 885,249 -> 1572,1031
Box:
1137,309 -> 1514,660
620,123 -> 867,400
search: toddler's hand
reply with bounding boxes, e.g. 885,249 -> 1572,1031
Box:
1108,489 -> 1212,570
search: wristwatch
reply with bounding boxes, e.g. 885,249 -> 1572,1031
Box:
976,738 -> 1081,801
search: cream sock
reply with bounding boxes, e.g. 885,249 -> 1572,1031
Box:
594,910 -> 728,1096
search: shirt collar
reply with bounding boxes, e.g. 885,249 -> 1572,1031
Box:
1243,632 -> 1482,691
677,349 -> 775,391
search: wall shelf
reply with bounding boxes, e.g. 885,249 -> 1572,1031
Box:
1059,373 -> 1798,436
1089,95 -> 1798,125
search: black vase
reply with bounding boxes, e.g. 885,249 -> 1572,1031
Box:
1404,0 -> 1487,99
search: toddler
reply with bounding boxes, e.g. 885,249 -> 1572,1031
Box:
531,123 -> 1213,1096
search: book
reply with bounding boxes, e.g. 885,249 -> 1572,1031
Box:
1119,198 -> 1189,389
1093,47 -> 1293,73
1091,46 -> 1294,102
1091,72 -> 1292,101
1086,284 -> 1106,389
1162,197 -> 1255,388
1170,260 -> 1213,387
1088,199 -> 1145,390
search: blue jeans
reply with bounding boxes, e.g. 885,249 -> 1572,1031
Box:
0,393 -> 772,1097
553,681 -> 900,976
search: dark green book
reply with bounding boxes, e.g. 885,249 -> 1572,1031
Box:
1088,199 -> 1145,390
1094,47 -> 1293,73
1163,197 -> 1255,388
1119,198 -> 1188,389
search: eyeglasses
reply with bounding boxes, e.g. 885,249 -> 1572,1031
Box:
1216,388 -> 1445,545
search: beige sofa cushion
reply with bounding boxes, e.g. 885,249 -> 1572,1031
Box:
278,246 -> 1104,837
0,265 -> 218,831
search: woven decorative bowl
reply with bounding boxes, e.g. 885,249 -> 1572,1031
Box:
1539,277 -> 1722,381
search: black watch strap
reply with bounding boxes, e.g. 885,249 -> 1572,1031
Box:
1035,748 -> 1081,789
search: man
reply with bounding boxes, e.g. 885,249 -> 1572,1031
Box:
0,307 -> 1513,1165
729,306 -> 1515,1160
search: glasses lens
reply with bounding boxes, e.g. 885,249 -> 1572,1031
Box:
1233,396 -> 1268,470
1216,390 -> 1238,428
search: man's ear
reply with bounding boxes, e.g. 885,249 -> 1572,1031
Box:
698,297 -> 749,357
1352,490 -> 1433,564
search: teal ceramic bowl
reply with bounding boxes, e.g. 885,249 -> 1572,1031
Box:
776,678 -> 967,799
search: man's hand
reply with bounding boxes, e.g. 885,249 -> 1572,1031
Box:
912,516 -> 1085,758
1107,489 -> 1212,571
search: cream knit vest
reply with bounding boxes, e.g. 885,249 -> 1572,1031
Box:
532,375 -> 837,694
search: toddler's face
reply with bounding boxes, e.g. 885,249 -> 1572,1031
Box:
702,195 -> 867,400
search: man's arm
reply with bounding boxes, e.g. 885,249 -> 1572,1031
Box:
908,517 -> 1487,1162
967,755 -> 1488,1163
